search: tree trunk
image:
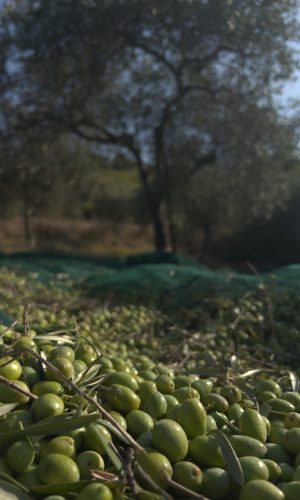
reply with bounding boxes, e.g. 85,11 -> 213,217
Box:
131,148 -> 167,252
21,175 -> 36,249
200,225 -> 211,262
152,200 -> 167,252
164,180 -> 177,252
153,127 -> 177,252
23,208 -> 35,249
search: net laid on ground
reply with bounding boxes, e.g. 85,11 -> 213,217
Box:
0,252 -> 299,316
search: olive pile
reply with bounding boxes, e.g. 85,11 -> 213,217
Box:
0,324 -> 300,500
1,269 -> 300,498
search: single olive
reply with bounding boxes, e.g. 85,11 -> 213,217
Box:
31,393 -> 65,421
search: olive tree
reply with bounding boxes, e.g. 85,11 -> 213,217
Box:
2,0 -> 299,250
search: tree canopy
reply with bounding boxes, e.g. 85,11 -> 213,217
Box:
0,0 -> 299,251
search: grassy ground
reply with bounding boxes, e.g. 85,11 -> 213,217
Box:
0,217 -> 275,274
0,217 -> 153,256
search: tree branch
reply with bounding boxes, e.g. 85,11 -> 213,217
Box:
118,30 -> 182,90
189,150 -> 216,175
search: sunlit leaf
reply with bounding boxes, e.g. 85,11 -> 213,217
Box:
34,335 -> 74,345
230,355 -> 238,370
237,369 -> 262,379
211,430 -> 244,486
0,479 -> 33,500
79,364 -> 102,384
289,371 -> 299,392
0,403 -> 18,417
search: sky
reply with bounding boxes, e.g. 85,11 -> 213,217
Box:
0,1 -> 299,112
282,70 -> 300,105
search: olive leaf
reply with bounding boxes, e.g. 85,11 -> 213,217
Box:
78,364 -> 102,384
88,423 -> 123,472
211,430 -> 244,486
0,403 -> 18,417
0,472 -> 31,494
259,402 -> 271,418
34,335 -> 75,345
32,478 -> 122,496
0,479 -> 34,500
99,419 -> 130,445
289,371 -> 299,392
230,355 -> 238,370
237,369 -> 262,379
0,413 -> 99,446
214,412 -> 240,434
32,480 -> 90,495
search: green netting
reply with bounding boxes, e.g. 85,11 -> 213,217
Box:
0,310 -> 13,326
1,251 -> 300,310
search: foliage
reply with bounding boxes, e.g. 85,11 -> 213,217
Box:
0,0 -> 298,251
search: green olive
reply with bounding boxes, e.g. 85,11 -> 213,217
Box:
109,411 -> 127,430
144,391 -> 167,419
239,456 -> 269,482
45,357 -> 74,383
284,428 -> 300,454
239,408 -> 268,443
189,435 -> 225,468
6,440 -> 35,473
172,461 -> 202,492
126,410 -> 154,437
262,459 -> 281,483
32,381 -> 64,396
266,443 -> 292,465
0,380 -> 30,404
239,479 -> 284,500
281,481 -> 300,500
138,381 -> 157,404
38,453 -> 80,484
49,346 -> 75,362
41,436 -> 76,458
191,379 -> 213,398
152,419 -> 188,463
76,450 -> 105,479
174,375 -> 191,389
173,386 -> 199,403
31,393 -> 65,421
104,371 -> 139,392
220,384 -> 242,404
230,435 -> 267,458
0,356 -> 22,380
17,465 -> 43,489
137,431 -> 153,448
77,482 -> 113,500
84,423 -> 112,455
201,467 -> 230,500
256,380 -> 282,398
136,449 -> 172,488
155,375 -> 175,394
107,384 -> 140,412
203,393 -> 229,413
177,398 -> 207,438
73,359 -> 87,374
21,365 -> 40,387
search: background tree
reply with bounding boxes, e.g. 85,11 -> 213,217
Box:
2,0 -> 298,252
2,0 -> 297,256
0,133 -> 72,247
